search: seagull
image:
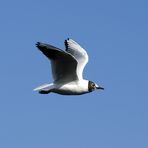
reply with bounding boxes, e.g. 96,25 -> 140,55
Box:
34,38 -> 104,95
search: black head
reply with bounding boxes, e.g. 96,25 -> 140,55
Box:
88,81 -> 104,92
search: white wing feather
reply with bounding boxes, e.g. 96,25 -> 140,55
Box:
65,39 -> 89,80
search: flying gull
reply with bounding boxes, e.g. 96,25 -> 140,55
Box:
34,38 -> 104,95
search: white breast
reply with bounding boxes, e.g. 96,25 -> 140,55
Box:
53,80 -> 89,95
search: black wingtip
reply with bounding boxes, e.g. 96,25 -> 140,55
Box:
36,42 -> 40,47
65,40 -> 68,51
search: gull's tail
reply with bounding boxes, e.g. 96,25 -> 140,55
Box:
33,83 -> 52,91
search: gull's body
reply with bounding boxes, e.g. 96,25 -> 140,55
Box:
34,38 -> 104,95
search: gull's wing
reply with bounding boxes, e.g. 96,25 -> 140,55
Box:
36,42 -> 78,83
65,39 -> 89,80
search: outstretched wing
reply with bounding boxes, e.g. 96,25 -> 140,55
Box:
36,42 -> 78,83
65,39 -> 89,80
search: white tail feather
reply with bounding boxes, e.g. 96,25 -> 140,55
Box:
33,83 -> 52,91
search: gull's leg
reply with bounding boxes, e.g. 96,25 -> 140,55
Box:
39,90 -> 51,94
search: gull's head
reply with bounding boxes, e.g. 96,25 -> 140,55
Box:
88,81 -> 104,92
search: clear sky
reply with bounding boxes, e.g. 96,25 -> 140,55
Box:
0,0 -> 148,147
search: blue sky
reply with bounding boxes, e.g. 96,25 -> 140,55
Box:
0,0 -> 148,147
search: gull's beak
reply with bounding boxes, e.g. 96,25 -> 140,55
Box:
96,86 -> 104,90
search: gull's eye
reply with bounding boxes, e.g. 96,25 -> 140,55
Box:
91,83 -> 95,87
91,83 -> 96,90
88,81 -> 96,92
